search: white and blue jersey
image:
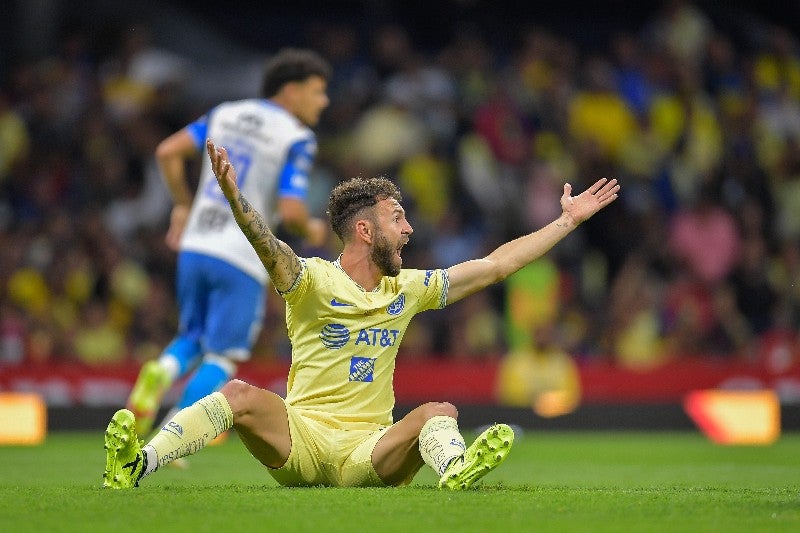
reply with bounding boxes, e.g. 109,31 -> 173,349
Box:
181,98 -> 316,284
169,99 -> 317,361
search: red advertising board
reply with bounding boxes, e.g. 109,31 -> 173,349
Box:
2,357 -> 799,406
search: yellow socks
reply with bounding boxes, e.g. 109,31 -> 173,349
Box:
418,415 -> 467,476
141,392 -> 233,477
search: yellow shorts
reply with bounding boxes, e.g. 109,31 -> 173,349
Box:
268,403 -> 388,487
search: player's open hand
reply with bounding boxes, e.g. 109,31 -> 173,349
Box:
560,178 -> 619,225
206,139 -> 238,201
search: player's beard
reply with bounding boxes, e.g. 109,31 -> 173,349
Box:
371,229 -> 401,277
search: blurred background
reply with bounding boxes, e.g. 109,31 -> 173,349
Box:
1,0 -> 799,430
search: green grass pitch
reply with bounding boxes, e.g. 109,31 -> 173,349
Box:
0,429 -> 798,532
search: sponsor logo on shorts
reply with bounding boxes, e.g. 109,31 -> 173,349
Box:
349,357 -> 376,382
320,323 -> 351,349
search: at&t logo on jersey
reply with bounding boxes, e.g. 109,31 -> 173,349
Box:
355,328 -> 399,347
349,357 -> 376,382
387,294 -> 405,315
320,323 -> 350,349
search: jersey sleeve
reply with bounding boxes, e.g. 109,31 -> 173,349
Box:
279,257 -> 312,300
408,268 -> 449,312
276,137 -> 317,200
185,112 -> 211,149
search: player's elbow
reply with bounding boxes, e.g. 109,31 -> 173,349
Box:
155,130 -> 195,163
154,138 -> 177,162
484,257 -> 514,285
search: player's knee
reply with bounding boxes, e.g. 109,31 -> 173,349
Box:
219,379 -> 253,413
422,401 -> 458,420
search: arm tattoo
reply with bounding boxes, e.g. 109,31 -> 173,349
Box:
233,193 -> 301,291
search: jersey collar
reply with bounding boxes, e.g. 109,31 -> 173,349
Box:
333,255 -> 381,293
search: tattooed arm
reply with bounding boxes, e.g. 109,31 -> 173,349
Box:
206,139 -> 302,293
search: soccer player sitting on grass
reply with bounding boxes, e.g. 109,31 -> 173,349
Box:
103,140 -> 619,490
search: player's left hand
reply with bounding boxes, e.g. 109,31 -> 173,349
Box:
560,178 -> 619,225
207,139 -> 239,200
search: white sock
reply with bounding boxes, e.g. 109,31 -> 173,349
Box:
418,415 -> 467,476
142,445 -> 158,477
158,354 -> 181,381
142,392 -> 233,475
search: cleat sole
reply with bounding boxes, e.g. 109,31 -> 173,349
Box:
439,424 -> 514,490
102,409 -> 143,489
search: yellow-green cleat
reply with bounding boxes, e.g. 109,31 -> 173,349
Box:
439,423 -> 514,490
125,360 -> 171,436
103,409 -> 145,489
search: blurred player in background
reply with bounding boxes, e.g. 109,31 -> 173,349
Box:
125,48 -> 332,439
103,140 -> 618,490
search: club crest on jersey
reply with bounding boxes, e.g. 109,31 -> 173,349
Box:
320,323 -> 350,349
349,357 -> 376,382
387,294 -> 405,316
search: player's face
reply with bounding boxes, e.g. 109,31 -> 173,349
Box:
292,76 -> 329,126
371,199 -> 412,277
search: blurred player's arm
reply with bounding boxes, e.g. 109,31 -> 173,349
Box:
278,198 -> 328,248
275,139 -> 328,248
207,139 -> 301,292
446,178 -> 619,304
155,129 -> 198,250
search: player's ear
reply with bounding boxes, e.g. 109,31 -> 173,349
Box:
355,219 -> 372,244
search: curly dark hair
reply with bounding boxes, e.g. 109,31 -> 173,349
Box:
260,48 -> 332,98
327,177 -> 402,242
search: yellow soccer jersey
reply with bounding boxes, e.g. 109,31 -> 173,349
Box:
281,256 -> 449,428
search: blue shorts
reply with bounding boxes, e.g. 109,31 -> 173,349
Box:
175,251 -> 265,360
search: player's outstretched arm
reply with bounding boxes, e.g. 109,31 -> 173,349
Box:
446,178 -> 619,304
206,139 -> 302,292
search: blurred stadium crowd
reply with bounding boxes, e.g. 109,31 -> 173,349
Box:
1,0 -> 799,372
